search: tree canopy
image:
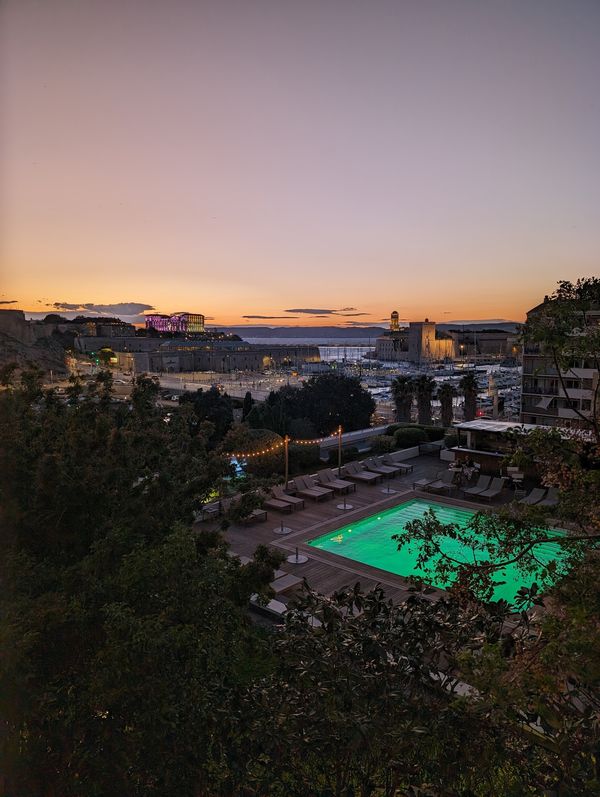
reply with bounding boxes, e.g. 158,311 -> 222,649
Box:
179,385 -> 234,445
459,371 -> 478,421
248,373 -> 375,436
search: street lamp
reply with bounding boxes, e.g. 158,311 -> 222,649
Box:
336,425 -> 354,510
284,435 -> 290,490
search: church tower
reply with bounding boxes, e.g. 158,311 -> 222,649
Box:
390,310 -> 399,332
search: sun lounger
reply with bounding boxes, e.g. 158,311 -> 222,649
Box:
228,552 -> 252,565
385,453 -> 414,473
271,486 -> 305,510
317,469 -> 356,494
293,475 -> 332,501
343,461 -> 381,483
478,477 -> 506,502
413,472 -> 442,490
536,487 -> 559,508
373,455 -> 405,475
194,500 -> 221,522
270,573 -> 303,593
241,507 -> 268,525
302,475 -> 334,500
250,595 -> 288,620
518,487 -> 546,506
263,496 -> 293,513
424,470 -> 457,494
363,457 -> 398,477
462,475 -> 492,497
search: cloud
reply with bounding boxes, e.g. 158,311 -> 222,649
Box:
243,315 -> 300,319
0,299 -> 18,305
338,312 -> 369,317
343,320 -> 385,327
52,301 -> 155,316
284,307 -> 362,315
285,308 -> 336,315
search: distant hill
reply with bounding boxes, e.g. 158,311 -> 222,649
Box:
212,322 -> 520,338
440,322 -> 520,333
211,325 -> 387,339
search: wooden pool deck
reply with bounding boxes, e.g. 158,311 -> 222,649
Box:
203,455 -> 516,607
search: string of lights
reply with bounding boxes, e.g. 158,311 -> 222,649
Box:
224,428 -> 342,459
289,430 -> 340,446
225,441 -> 285,459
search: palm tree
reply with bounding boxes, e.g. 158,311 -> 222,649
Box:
414,375 -> 435,426
437,382 -> 456,428
391,376 -> 414,422
460,371 -> 479,421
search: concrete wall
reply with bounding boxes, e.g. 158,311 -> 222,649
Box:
118,344 -> 321,373
76,337 -> 158,353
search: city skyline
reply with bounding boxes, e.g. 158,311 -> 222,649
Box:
2,0 -> 600,325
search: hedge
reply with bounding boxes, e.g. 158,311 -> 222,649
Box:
371,435 -> 397,454
387,423 -> 448,442
393,427 -> 429,448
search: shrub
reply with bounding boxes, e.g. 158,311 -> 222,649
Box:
422,426 -> 446,442
341,446 -> 360,464
227,491 -> 264,523
221,425 -> 284,478
371,435 -> 397,454
289,443 -> 322,475
394,427 -> 428,449
444,433 -> 459,449
387,423 -> 445,442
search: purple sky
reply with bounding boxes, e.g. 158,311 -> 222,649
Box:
1,0 -> 599,325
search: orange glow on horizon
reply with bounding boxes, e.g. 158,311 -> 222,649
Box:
2,2 -> 598,327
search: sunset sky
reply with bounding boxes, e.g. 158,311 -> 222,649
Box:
1,0 -> 599,327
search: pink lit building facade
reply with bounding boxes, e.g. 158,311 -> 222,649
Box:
145,312 -> 205,334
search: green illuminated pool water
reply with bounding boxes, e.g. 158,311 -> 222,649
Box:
308,499 -> 566,603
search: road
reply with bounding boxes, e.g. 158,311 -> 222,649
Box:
49,366 -> 399,419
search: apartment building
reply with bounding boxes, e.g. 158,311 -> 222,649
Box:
521,298 -> 599,429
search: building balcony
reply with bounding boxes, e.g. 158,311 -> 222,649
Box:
521,385 -> 559,395
520,403 -> 555,415
522,366 -> 559,376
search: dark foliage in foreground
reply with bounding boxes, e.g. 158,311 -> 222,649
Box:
1,346 -> 600,795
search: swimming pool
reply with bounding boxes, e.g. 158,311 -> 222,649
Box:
308,498 -> 565,603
